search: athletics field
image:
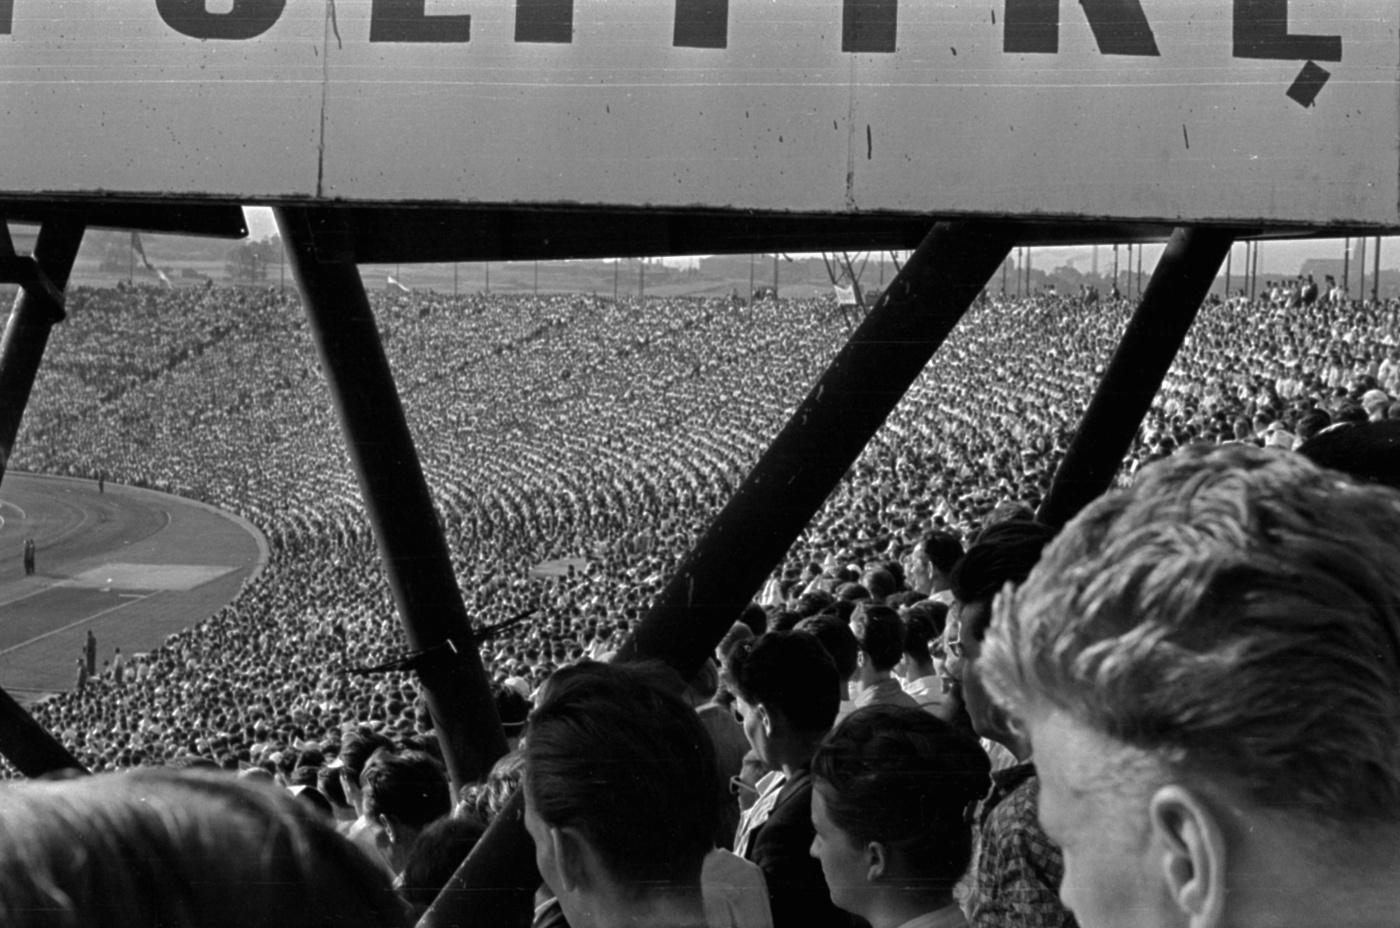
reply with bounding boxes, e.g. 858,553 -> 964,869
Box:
0,473 -> 265,705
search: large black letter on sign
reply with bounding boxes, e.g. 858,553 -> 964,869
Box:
517,0 -> 571,44
674,0 -> 727,49
371,0 -> 471,43
1234,0 -> 1340,61
0,0 -> 12,36
1004,0 -> 1058,53
156,0 -> 285,40
1005,0 -> 1158,56
843,0 -> 896,53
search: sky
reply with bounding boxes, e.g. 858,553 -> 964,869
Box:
241,207 -> 1400,278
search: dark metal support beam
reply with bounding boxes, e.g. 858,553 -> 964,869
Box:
0,217 -> 88,777
0,219 -> 82,483
275,207 -> 507,795
420,219 -> 1016,928
1037,226 -> 1234,528
0,686 -> 85,776
618,220 -> 1017,678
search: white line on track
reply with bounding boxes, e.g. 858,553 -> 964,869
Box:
0,592 -> 156,658
0,584 -> 56,610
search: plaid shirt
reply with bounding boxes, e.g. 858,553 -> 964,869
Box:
969,763 -> 1077,928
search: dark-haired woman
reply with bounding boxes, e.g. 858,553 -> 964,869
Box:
810,705 -> 991,928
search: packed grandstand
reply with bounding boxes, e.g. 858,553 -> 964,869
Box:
6,279 -> 1391,780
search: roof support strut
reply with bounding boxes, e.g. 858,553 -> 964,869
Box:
0,216 -> 88,777
421,219 -> 1017,928
276,207 -> 508,796
1038,226 -> 1234,528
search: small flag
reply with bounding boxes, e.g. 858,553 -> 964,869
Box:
387,275 -> 410,293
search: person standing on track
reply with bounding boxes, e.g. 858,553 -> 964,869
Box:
22,538 -> 35,576
75,658 -> 89,694
85,630 -> 97,677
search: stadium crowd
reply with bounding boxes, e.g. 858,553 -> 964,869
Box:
3,275 -> 1400,927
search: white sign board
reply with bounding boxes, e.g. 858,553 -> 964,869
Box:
1,1 -> 1396,227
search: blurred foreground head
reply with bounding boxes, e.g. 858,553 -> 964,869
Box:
0,768 -> 407,928
982,444 -> 1400,928
523,661 -> 719,928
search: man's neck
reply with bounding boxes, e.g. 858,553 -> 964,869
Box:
583,886 -> 708,928
857,664 -> 891,689
864,892 -> 958,928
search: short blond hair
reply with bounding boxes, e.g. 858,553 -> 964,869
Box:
982,444 -> 1400,828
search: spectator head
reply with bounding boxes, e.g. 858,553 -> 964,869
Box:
948,519 -> 1057,749
848,603 -> 905,674
810,706 -> 990,919
523,661 -> 719,925
981,445 -> 1400,928
794,614 -> 860,686
329,728 -> 393,813
686,657 -> 720,705
360,749 -> 452,875
1293,408 -> 1331,444
861,566 -> 897,602
835,582 -> 870,603
901,601 -> 948,674
493,683 -> 530,749
397,817 -> 487,916
1298,419 -> 1400,492
0,769 -> 405,928
716,621 -> 755,663
316,763 -> 353,820
722,631 -> 840,769
458,750 -> 525,827
737,602 -> 768,638
916,531 -> 963,587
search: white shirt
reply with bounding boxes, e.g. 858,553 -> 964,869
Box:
733,770 -> 785,860
703,847 -> 774,928
894,904 -> 968,928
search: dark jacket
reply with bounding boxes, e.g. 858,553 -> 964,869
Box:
749,769 -> 861,928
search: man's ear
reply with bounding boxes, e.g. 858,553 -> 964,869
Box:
865,840 -> 887,882
757,703 -> 774,737
550,825 -> 601,895
377,813 -> 396,846
1149,785 -> 1227,928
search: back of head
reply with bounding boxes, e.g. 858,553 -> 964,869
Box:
722,630 -> 840,735
1298,419 -> 1400,491
360,749 -> 451,831
862,567 -> 897,601
983,444 -> 1400,832
0,769 -> 405,928
921,531 -> 965,576
849,603 -> 906,671
524,661 -> 720,890
902,601 -> 948,666
794,614 -> 860,682
950,519 -> 1057,642
398,817 -> 487,913
811,706 -> 989,888
335,728 -> 394,784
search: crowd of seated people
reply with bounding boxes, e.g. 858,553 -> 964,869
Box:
17,280 -> 1400,779
2,277 -> 1399,923
7,442 -> 1395,927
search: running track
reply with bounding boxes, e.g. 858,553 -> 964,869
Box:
0,473 -> 266,705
